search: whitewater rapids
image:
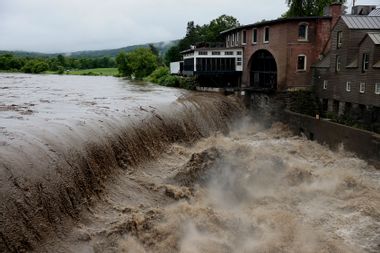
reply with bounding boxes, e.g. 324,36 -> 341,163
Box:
0,74 -> 379,253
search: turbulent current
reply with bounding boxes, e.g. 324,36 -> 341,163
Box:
0,74 -> 379,253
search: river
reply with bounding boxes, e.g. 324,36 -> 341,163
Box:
0,74 -> 379,253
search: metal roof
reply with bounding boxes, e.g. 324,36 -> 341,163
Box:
312,53 -> 330,68
341,15 -> 380,29
368,32 -> 380,44
368,8 -> 380,16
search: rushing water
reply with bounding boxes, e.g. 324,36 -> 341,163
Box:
0,74 -> 379,253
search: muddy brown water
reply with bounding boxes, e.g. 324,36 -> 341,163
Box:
0,74 -> 379,253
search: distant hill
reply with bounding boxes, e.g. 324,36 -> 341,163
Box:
0,40 -> 179,58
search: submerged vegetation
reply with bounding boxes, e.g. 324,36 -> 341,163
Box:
0,53 -> 116,74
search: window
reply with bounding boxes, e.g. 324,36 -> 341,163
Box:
198,51 -> 208,55
236,32 -> 240,46
264,27 -> 269,43
242,31 -> 247,44
336,55 -> 341,72
225,51 -> 234,55
232,34 -> 235,46
297,55 -> 306,71
362,53 -> 369,72
252,29 -> 258,44
323,80 -> 328,89
346,81 -> 351,92
212,51 -> 221,55
337,31 -> 343,48
298,23 -> 308,41
376,83 -> 380,95
226,35 -> 230,48
359,82 -> 365,93
237,51 -> 242,55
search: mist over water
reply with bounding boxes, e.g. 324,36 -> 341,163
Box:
0,74 -> 379,253
42,123 -> 379,253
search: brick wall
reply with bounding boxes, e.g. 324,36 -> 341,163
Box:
230,17 -> 333,91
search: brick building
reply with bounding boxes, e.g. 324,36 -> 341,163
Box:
178,4 -> 343,92
221,4 -> 342,91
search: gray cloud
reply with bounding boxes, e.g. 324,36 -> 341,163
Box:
0,0 -> 378,53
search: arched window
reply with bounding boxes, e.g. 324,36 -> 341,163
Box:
298,23 -> 308,41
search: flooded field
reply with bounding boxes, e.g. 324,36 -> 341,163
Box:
0,74 -> 379,253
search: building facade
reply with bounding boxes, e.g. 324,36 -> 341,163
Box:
313,14 -> 380,130
177,4 -> 343,92
220,4 -> 343,91
180,47 -> 243,88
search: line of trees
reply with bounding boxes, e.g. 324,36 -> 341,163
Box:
0,54 -> 116,74
114,15 -> 240,89
284,0 -> 346,17
164,15 -> 240,66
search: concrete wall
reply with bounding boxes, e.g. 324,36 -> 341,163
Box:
281,109 -> 380,166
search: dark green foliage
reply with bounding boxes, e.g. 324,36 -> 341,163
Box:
288,90 -> 320,117
146,66 -> 195,90
165,15 -> 239,64
284,0 -> 346,17
164,46 -> 182,66
328,106 -> 380,134
0,53 -> 117,74
21,60 -> 49,73
116,48 -> 158,79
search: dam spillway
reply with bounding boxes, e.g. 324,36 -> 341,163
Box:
0,74 -> 379,253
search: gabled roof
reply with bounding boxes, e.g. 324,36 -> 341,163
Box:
368,8 -> 380,16
368,32 -> 380,44
346,58 -> 358,68
312,53 -> 330,68
341,15 -> 380,29
373,60 -> 380,68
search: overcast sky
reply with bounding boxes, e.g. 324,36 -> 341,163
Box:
0,0 -> 379,53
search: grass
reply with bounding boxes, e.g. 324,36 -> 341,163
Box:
1,68 -> 120,76
66,68 -> 119,76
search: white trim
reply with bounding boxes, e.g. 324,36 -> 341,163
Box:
337,31 -> 343,48
323,80 -> 328,89
298,23 -> 309,41
336,55 -> 341,72
359,82 -> 365,93
241,30 -> 247,45
375,83 -> 380,95
346,81 -> 351,92
263,26 -> 269,43
252,28 -> 258,44
297,54 -> 307,71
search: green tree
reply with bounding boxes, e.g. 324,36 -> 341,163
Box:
22,59 -> 48,73
164,45 -> 182,66
116,51 -> 132,77
127,48 -> 158,79
284,0 -> 345,17
165,15 -> 239,65
205,15 -> 240,42
116,48 -> 158,79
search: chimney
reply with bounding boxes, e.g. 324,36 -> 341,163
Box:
329,3 -> 343,27
351,5 -> 377,15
